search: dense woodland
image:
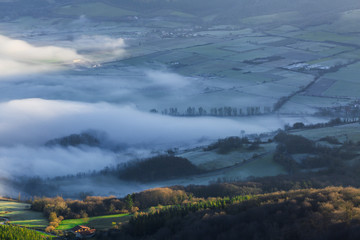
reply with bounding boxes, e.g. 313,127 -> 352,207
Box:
116,156 -> 202,182
203,136 -> 260,154
92,187 -> 360,240
45,133 -> 100,148
0,225 -> 48,240
32,188 -> 190,219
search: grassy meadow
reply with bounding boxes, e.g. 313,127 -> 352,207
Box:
0,201 -> 48,229
57,213 -> 131,231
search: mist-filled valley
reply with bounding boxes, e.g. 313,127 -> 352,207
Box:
1,0 -> 360,239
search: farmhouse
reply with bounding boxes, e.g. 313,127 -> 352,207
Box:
70,225 -> 96,238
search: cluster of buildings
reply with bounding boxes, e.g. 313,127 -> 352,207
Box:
70,225 -> 96,239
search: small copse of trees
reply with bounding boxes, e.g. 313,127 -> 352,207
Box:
118,155 -> 202,182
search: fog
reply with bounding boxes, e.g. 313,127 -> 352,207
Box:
0,98 -> 284,148
0,34 -> 126,77
0,68 -> 198,105
0,146 -> 116,177
1,0 -> 352,197
0,34 -> 83,76
146,70 -> 190,89
0,32 -> 327,196
0,97 -> 326,187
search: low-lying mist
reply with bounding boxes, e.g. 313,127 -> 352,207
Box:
0,67 -> 197,106
0,146 -> 116,177
0,98 -> 325,185
0,98 -> 322,148
0,34 -> 82,76
0,23 -> 331,198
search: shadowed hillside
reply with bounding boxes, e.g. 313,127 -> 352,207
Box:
94,187 -> 360,240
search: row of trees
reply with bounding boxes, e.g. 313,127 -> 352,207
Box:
204,136 -> 260,154
151,106 -> 272,116
31,188 -> 192,221
316,101 -> 360,122
285,118 -> 346,131
32,196 -> 128,220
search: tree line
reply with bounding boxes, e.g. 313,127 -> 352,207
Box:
204,136 -> 260,154
127,195 -> 253,236
150,105 -> 272,117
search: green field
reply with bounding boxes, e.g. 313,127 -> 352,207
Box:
291,123 -> 360,143
324,62 -> 360,83
324,80 -> 360,98
223,153 -> 286,178
57,213 -> 130,231
182,45 -> 235,58
279,95 -> 352,114
295,31 -> 359,45
319,62 -> 360,98
0,201 -> 48,229
117,21 -> 360,114
179,122 -> 360,182
241,11 -> 300,26
179,148 -> 266,171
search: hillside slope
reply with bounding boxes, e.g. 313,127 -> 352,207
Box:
97,187 -> 360,240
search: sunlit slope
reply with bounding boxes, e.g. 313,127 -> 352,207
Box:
0,201 -> 48,229
57,213 -> 130,231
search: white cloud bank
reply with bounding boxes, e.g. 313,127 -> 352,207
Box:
0,34 -> 126,77
0,98 -> 249,147
0,35 -> 81,62
0,35 -> 83,76
0,98 -> 326,184
73,35 -> 126,58
0,146 -> 116,177
0,98 -> 249,179
146,70 -> 190,89
0,98 -> 325,148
